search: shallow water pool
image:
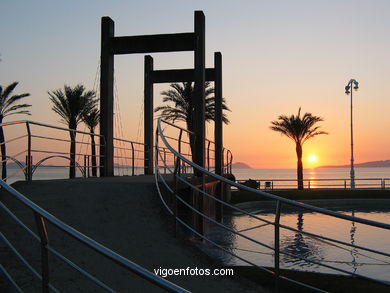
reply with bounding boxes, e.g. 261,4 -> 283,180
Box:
200,203 -> 390,283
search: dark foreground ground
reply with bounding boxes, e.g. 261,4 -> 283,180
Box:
0,176 -> 269,293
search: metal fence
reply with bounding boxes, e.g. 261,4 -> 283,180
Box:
156,120 -> 233,175
0,120 -> 104,181
0,120 -> 156,181
154,118 -> 390,293
236,178 -> 389,190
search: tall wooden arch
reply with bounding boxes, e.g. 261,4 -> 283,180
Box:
100,11 -> 206,176
144,52 -> 223,176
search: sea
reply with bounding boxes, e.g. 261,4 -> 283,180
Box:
6,166 -> 390,187
232,167 -> 390,181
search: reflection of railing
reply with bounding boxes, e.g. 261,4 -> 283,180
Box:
0,180 -> 188,293
154,118 -> 390,292
236,178 -> 389,190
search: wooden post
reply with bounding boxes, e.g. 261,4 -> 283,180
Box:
215,53 -> 224,222
144,55 -> 154,175
193,11 -> 206,175
214,52 -> 223,176
100,16 -> 114,177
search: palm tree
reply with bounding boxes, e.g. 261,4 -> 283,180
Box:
82,108 -> 99,177
48,84 -> 96,179
0,82 -> 31,180
270,108 -> 328,190
155,82 -> 230,157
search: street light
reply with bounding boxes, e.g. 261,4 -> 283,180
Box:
345,79 -> 359,189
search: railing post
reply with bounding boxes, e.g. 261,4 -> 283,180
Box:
26,121 -> 32,181
178,130 -> 183,155
87,155 -> 90,178
163,149 -> 167,174
34,213 -> 49,293
308,180 -> 311,190
222,148 -> 225,173
177,130 -> 183,174
225,149 -> 228,173
173,156 -> 181,237
228,151 -> 233,174
274,200 -> 282,293
207,141 -> 211,171
197,173 -> 205,237
344,180 -> 347,190
131,142 -> 135,176
83,155 -> 87,178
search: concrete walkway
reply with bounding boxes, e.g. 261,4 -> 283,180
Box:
1,176 -> 269,293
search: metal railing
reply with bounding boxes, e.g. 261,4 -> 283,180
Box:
0,120 -> 160,181
113,137 -> 146,176
154,118 -> 390,292
156,120 -> 233,175
236,178 -> 389,190
0,120 -> 105,181
0,179 -> 189,293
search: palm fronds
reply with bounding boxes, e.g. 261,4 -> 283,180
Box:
0,82 -> 31,119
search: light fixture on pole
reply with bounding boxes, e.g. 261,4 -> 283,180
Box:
345,79 -> 359,189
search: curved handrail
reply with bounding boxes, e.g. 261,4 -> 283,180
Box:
0,179 -> 189,293
0,120 -> 105,138
154,118 -> 390,292
156,119 -> 390,229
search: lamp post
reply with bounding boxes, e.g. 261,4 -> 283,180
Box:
345,79 -> 359,189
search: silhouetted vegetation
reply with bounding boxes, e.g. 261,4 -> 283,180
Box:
48,84 -> 96,178
82,108 -> 100,177
270,108 -> 327,190
155,82 -> 230,157
0,82 -> 31,180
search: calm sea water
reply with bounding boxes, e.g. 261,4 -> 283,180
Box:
233,167 -> 390,189
7,166 -> 390,185
202,206 -> 390,283
232,167 -> 390,181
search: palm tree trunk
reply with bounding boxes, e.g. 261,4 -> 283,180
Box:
0,118 -> 7,180
90,130 -> 97,177
296,142 -> 304,190
69,125 -> 76,179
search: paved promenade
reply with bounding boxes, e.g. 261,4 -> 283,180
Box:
1,176 -> 269,292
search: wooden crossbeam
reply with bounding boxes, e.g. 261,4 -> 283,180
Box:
112,33 -> 195,54
150,68 -> 215,83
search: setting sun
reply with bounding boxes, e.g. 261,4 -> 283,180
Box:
308,154 -> 318,164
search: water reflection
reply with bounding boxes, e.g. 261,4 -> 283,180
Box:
199,207 -> 390,282
349,210 -> 358,273
281,213 -> 323,268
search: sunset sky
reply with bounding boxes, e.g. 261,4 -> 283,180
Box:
1,0 -> 390,168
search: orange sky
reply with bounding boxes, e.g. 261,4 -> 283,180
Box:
1,1 -> 390,169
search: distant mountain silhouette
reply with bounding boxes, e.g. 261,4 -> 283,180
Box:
318,160 -> 390,168
232,162 -> 252,169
